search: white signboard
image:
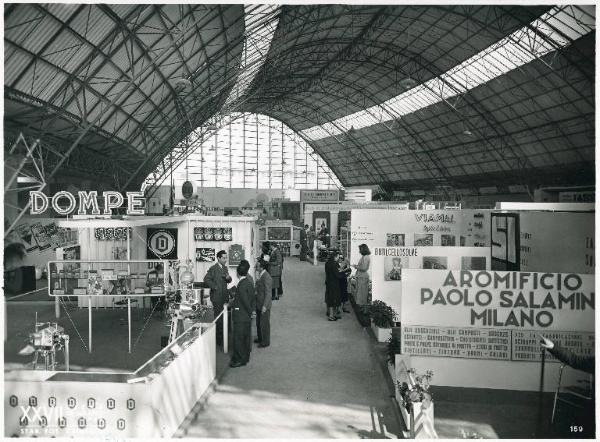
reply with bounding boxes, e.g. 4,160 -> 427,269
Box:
401,269 -> 595,332
518,211 -> 594,274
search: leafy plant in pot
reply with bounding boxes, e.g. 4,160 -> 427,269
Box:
370,300 -> 397,328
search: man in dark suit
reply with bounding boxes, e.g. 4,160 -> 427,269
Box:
229,260 -> 255,367
269,243 -> 282,300
203,250 -> 232,345
300,225 -> 308,261
254,259 -> 272,348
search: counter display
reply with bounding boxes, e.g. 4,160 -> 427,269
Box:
5,323 -> 216,438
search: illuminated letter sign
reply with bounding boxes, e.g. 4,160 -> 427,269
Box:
29,191 -> 145,215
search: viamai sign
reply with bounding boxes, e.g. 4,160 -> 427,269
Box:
29,191 -> 145,215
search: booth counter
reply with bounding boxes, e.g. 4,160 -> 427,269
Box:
5,322 -> 216,438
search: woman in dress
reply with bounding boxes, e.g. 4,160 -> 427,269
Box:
352,244 -> 371,307
324,250 -> 343,321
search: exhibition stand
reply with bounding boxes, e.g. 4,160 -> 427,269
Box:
5,319 -> 218,438
304,202 -> 409,247
350,206 -> 595,393
258,220 -> 302,256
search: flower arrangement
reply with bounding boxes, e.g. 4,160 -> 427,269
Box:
369,300 -> 397,328
397,369 -> 434,411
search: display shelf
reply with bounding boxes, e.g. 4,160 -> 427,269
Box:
48,260 -> 168,297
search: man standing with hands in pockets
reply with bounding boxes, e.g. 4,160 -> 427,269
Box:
204,250 -> 232,346
254,259 -> 272,348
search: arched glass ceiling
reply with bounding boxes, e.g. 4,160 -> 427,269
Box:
162,113 -> 342,190
300,5 -> 595,141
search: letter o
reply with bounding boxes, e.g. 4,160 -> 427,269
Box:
564,274 -> 582,291
475,271 -> 492,287
52,191 -> 76,215
536,311 -> 553,327
476,290 -> 492,306
447,289 -> 463,305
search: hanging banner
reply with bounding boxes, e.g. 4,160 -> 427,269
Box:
146,228 -> 178,260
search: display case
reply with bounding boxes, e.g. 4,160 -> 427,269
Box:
48,260 -> 167,299
258,221 -> 302,257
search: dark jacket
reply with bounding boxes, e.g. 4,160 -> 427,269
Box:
231,276 -> 256,323
203,262 -> 230,305
549,344 -> 595,374
256,270 -> 273,311
269,248 -> 282,278
325,258 -> 345,306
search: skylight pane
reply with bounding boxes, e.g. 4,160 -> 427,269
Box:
300,5 -> 595,141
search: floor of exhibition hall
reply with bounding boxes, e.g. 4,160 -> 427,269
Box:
4,261 -> 592,439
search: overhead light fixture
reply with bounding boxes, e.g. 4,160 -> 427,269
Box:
399,76 -> 418,90
173,77 -> 192,90
462,129 -> 473,136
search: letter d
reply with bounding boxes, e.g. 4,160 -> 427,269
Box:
30,191 -> 49,215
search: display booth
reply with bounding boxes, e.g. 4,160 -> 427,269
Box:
52,215 -> 258,310
350,209 -> 492,316
351,206 -> 595,392
5,322 -> 217,438
258,220 -> 302,257
304,202 -> 409,247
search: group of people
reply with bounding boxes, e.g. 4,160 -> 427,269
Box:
203,245 -> 282,369
324,243 -> 371,322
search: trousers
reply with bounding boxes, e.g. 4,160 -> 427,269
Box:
256,309 -> 271,346
232,320 -> 252,364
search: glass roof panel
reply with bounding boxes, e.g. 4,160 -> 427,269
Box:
301,5 -> 595,141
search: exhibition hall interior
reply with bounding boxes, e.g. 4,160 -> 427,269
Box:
3,3 -> 596,439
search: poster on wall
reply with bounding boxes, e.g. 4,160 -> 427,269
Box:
315,218 -> 328,231
30,223 -> 52,250
384,256 -> 407,281
213,228 -> 223,241
223,227 -> 233,241
386,234 -> 405,247
196,248 -> 216,262
414,234 -> 433,246
423,256 -> 448,269
204,228 -> 214,241
16,224 -> 38,252
194,227 -> 204,241
228,244 -> 245,266
146,228 -> 178,260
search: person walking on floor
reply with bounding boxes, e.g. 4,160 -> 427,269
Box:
338,254 -> 352,313
269,242 -> 282,300
254,259 -> 272,347
300,224 -> 309,261
352,244 -> 371,311
229,260 -> 256,368
204,250 -> 232,346
325,250 -> 344,321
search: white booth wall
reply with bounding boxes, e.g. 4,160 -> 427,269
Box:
54,216 -> 257,308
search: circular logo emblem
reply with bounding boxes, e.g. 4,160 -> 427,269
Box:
182,181 -> 194,199
148,230 -> 176,258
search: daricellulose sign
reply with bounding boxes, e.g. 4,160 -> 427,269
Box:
402,269 -> 594,331
29,191 -> 145,215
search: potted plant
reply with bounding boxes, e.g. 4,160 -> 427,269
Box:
370,300 -> 397,342
386,332 -> 401,381
397,369 -> 436,438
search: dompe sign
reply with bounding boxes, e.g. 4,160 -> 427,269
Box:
29,191 -> 145,215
